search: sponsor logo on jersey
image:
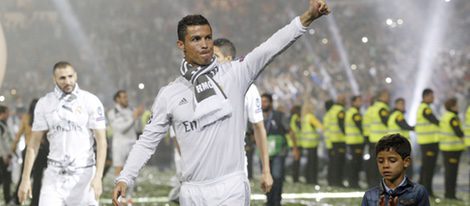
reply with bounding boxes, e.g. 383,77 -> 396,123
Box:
179,98 -> 189,105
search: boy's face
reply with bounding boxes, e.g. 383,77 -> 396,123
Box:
377,149 -> 410,183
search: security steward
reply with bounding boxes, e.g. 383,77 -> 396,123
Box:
415,88 -> 440,196
325,95 -> 346,187
345,95 -> 364,189
368,89 -> 390,187
439,97 -> 465,200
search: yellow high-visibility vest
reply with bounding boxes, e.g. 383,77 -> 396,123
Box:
325,104 -> 345,143
415,103 -> 439,144
439,111 -> 465,151
363,106 -> 374,137
369,101 -> 389,143
464,106 -> 470,147
288,113 -> 301,147
300,113 -> 321,148
388,110 -> 410,140
323,113 -> 332,149
345,107 -> 363,145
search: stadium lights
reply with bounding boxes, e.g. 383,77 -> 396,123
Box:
138,83 -> 145,90
386,18 -> 393,26
309,29 -> 315,35
350,64 -> 357,70
321,38 -> 328,44
303,70 -> 309,76
397,18 -> 404,25
385,77 -> 392,84
361,37 -> 368,43
0,95 -> 5,102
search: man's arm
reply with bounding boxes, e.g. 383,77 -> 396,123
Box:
450,117 -> 464,138
91,128 -> 107,200
423,108 -> 439,126
252,121 -> 273,192
18,130 -> 45,204
236,0 -> 329,91
113,90 -> 170,206
353,114 -> 363,134
338,111 -> 346,134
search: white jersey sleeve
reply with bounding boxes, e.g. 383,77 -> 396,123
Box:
32,97 -> 48,131
116,87 -> 171,186
233,17 -> 307,93
245,84 -> 263,124
86,95 -> 106,130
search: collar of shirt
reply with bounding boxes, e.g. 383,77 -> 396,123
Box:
54,84 -> 80,100
383,176 -> 407,194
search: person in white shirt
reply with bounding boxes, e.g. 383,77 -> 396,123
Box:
213,38 -> 272,186
18,61 -> 107,206
113,1 -> 329,205
108,90 -> 144,177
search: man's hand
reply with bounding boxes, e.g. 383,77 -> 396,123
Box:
90,176 -> 103,201
133,104 -> 145,119
112,181 -> 128,206
18,178 -> 32,205
260,172 -> 273,193
300,0 -> 331,27
292,147 -> 301,161
379,195 -> 398,206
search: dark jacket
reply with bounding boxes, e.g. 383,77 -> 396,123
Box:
361,177 -> 430,206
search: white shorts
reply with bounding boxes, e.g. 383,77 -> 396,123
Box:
39,166 -> 97,206
112,140 -> 135,167
180,171 -> 250,206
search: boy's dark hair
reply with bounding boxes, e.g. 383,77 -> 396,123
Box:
113,90 -> 126,102
177,14 -> 211,41
375,133 -> 411,160
214,38 -> 236,58
53,61 -> 72,74
422,88 -> 433,98
261,93 -> 273,103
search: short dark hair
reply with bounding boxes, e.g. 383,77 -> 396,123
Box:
325,99 -> 334,111
0,105 -> 8,114
177,14 -> 211,42
395,97 -> 404,104
214,38 -> 236,58
53,61 -> 72,74
261,93 -> 273,103
113,90 -> 127,102
351,95 -> 361,103
422,88 -> 433,98
444,97 -> 457,111
375,133 -> 411,160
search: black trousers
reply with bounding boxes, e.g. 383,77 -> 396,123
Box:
347,144 -> 363,188
292,148 -> 302,183
0,158 -> 12,204
418,143 -> 439,196
442,151 -> 462,199
266,155 -> 285,206
304,147 -> 318,184
366,142 -> 380,188
330,142 -> 346,187
327,149 -> 334,186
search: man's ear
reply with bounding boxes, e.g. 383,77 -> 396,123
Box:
404,156 -> 411,168
177,40 -> 184,51
226,56 -> 233,61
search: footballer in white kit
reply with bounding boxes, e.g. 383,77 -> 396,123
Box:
18,62 -> 107,206
113,1 -> 329,205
